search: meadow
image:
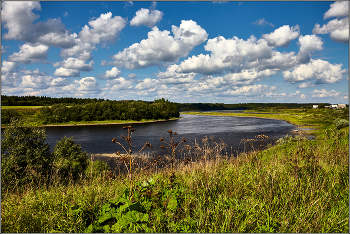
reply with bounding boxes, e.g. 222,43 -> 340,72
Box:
1,108 -> 348,233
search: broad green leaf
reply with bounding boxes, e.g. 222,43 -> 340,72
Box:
167,196 -> 178,211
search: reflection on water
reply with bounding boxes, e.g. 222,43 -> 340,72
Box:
44,114 -> 295,156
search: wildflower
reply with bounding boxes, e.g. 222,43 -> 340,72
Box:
167,130 -> 173,134
160,137 -> 164,142
112,138 -> 117,143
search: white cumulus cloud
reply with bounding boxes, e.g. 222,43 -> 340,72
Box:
78,12 -> 127,44
107,20 -> 208,69
130,8 -> 163,27
99,67 -> 121,79
283,59 -> 347,84
56,57 -> 94,72
53,67 -> 80,77
262,25 -> 300,47
323,1 -> 349,19
8,44 -> 49,64
313,17 -> 349,44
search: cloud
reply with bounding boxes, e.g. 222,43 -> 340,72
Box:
253,18 -> 274,27
104,77 -> 133,90
23,68 -> 47,76
310,89 -> 342,98
1,60 -> 18,73
76,77 -> 101,92
262,25 -> 300,47
59,40 -> 96,61
157,64 -> 197,84
107,20 -> 208,69
50,77 -> 69,87
223,68 -> 278,86
1,1 -> 41,40
1,60 -> 21,86
53,67 -> 80,77
78,12 -> 127,44
124,1 -> 133,10
283,59 -> 347,84
297,34 -> 323,63
20,74 -> 54,89
135,78 -> 163,92
173,35 -> 274,75
99,67 -> 121,79
313,17 -> 349,44
297,82 -> 316,88
128,73 -> 137,79
8,44 -> 49,64
323,1 -> 349,19
1,45 -> 7,53
63,12 -> 68,17
1,1 -> 78,48
55,57 -> 94,72
130,2 -> 163,28
221,84 -> 279,97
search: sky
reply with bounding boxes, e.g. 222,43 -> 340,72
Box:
1,1 -> 349,104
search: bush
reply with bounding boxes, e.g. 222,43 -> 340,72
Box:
53,136 -> 89,181
1,119 -> 53,190
333,118 -> 349,129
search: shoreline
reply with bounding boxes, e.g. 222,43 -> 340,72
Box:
1,118 -> 180,129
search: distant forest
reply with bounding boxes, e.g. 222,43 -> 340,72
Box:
1,95 -> 329,111
1,96 -> 179,124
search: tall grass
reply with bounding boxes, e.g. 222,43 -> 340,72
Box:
1,110 -> 348,233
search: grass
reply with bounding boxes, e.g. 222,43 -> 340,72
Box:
1,108 -> 348,233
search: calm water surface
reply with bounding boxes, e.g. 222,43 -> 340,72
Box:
44,114 -> 295,156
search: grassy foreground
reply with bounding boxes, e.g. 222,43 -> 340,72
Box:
1,108 -> 349,233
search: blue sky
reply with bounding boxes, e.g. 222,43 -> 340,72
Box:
1,1 -> 349,104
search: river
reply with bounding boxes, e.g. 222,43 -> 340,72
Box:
43,113 -> 296,157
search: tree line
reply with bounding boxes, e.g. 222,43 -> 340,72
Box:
2,95 -> 328,110
1,98 -> 180,124
175,102 -> 329,111
1,95 -> 108,106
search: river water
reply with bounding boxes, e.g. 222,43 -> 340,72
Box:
43,113 -> 296,157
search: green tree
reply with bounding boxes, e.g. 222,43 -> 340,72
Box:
318,103 -> 325,109
53,136 -> 89,181
1,119 -> 53,190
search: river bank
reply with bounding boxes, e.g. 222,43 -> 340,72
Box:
1,117 -> 180,129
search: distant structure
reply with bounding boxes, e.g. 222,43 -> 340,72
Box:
313,105 -> 318,109
331,104 -> 338,109
338,104 -> 347,109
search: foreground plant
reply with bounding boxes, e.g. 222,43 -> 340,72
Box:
159,130 -> 186,183
112,126 -> 152,199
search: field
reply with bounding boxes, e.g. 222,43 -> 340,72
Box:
1,108 -> 348,233
1,106 -> 44,109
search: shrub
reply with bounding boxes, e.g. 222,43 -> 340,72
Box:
333,118 -> 349,129
53,136 -> 89,181
1,119 -> 53,190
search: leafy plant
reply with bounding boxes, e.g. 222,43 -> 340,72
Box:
85,178 -> 156,233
